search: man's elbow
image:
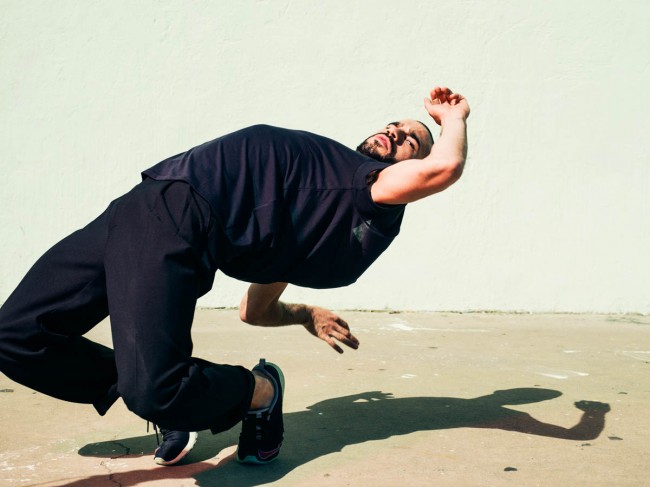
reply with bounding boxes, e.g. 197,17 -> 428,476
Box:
239,305 -> 270,326
239,307 -> 258,325
448,159 -> 465,185
431,158 -> 464,191
239,300 -> 260,325
239,307 -> 251,324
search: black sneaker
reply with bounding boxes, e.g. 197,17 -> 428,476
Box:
153,429 -> 198,466
236,359 -> 285,465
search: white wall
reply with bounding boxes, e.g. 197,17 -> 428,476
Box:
1,1 -> 648,313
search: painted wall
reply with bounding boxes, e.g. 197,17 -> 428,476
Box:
1,1 -> 648,313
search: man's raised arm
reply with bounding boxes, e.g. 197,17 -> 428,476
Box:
371,86 -> 470,205
239,282 -> 360,354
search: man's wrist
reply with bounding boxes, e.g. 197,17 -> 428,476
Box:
440,113 -> 468,125
280,302 -> 310,325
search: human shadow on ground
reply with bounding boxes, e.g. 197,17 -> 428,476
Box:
76,388 -> 610,487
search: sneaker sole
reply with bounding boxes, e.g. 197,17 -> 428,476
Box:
154,431 -> 198,466
237,361 -> 285,465
237,449 -> 281,465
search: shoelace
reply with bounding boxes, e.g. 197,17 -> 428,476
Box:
147,421 -> 161,446
241,409 -> 271,442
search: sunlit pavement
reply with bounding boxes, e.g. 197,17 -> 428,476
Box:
1,309 -> 648,486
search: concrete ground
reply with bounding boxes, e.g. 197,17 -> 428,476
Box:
1,309 -> 648,487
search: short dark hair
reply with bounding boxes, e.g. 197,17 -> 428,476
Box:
418,121 -> 434,145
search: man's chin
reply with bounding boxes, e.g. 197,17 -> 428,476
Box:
356,143 -> 397,164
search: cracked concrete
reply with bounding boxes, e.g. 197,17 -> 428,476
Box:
1,309 -> 649,486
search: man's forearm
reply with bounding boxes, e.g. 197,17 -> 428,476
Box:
253,301 -> 311,327
240,284 -> 358,352
239,281 -> 312,327
431,115 -> 467,171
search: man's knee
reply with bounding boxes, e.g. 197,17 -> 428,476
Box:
0,310 -> 36,367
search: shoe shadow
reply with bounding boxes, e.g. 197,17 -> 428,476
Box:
78,387 -> 610,487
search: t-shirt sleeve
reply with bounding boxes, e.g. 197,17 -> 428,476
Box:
352,160 -> 406,220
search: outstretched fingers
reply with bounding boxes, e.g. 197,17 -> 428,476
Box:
329,329 -> 360,351
305,307 -> 360,353
322,335 -> 344,354
319,319 -> 359,354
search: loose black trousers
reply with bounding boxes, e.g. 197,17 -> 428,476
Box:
0,178 -> 254,433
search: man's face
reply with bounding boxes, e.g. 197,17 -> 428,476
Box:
356,119 -> 433,163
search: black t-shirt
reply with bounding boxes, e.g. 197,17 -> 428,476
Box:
142,124 -> 405,288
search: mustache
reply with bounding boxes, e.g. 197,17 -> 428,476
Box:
370,133 -> 394,152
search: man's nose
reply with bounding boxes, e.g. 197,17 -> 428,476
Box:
386,126 -> 405,144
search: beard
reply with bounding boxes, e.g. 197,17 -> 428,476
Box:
356,137 -> 397,164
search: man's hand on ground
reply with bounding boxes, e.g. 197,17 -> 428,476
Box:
575,400 -> 611,412
303,306 -> 360,354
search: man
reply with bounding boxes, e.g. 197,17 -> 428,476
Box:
0,86 -> 469,466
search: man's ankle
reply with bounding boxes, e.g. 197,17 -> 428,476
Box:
250,371 -> 274,410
